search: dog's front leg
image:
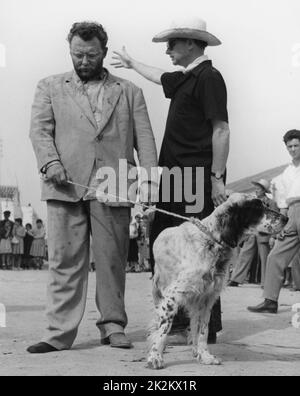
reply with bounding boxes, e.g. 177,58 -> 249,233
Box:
147,291 -> 180,369
195,306 -> 222,366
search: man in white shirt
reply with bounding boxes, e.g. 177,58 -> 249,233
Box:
248,129 -> 300,313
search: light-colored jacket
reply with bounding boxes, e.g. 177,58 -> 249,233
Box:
30,70 -> 158,204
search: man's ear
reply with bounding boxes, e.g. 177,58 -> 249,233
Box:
103,47 -> 108,58
187,39 -> 194,49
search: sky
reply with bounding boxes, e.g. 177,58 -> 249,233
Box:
0,0 -> 300,220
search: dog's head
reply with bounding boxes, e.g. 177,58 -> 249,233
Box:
215,193 -> 287,248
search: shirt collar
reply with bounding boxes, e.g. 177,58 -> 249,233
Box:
182,55 -> 209,74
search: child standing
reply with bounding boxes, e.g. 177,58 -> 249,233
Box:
0,221 -> 13,269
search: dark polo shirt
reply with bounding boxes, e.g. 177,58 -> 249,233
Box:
159,60 -> 228,169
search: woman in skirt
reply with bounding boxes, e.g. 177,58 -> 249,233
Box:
30,219 -> 46,270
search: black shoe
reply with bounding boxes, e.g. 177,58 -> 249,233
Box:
228,281 -> 239,287
27,342 -> 59,354
247,299 -> 278,314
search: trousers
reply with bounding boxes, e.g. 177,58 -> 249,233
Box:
42,200 -> 130,349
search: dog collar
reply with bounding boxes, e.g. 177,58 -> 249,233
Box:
190,218 -> 234,249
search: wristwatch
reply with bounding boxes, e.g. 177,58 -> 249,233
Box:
211,171 -> 224,180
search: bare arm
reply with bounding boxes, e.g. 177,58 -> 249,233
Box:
211,120 -> 230,207
111,46 -> 165,85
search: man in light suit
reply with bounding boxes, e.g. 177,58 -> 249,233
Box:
28,22 -> 158,353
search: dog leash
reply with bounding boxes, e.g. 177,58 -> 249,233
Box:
66,180 -> 224,246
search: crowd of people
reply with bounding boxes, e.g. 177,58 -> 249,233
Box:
0,210 -> 46,270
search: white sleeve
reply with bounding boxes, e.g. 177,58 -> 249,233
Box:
272,172 -> 288,209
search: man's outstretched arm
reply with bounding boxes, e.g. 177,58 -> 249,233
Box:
111,46 -> 165,85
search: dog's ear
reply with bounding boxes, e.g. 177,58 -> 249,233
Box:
218,199 -> 265,247
218,206 -> 241,248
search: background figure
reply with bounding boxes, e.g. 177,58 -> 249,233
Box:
248,129 -> 300,314
137,216 -> 147,272
127,216 -> 139,273
0,221 -> 13,269
229,179 -> 278,288
30,219 -> 46,270
141,213 -> 151,272
23,224 -> 34,269
283,252 -> 300,290
291,251 -> 300,290
12,218 -> 26,270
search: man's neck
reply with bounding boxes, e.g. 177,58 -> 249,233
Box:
292,159 -> 300,167
181,51 -> 205,68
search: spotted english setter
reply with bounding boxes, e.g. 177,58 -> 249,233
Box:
147,193 -> 287,369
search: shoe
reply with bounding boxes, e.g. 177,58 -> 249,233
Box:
27,342 -> 59,354
101,333 -> 133,349
247,299 -> 278,314
228,281 -> 239,287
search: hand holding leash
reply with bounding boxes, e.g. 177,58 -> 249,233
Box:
45,162 -> 68,185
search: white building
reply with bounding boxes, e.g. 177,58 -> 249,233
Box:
0,185 -> 38,225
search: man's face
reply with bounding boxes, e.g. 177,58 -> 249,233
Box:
70,36 -> 107,81
286,138 -> 300,162
255,186 -> 265,198
166,39 -> 190,67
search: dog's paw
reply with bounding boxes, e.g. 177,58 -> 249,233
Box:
197,351 -> 222,366
147,351 -> 165,370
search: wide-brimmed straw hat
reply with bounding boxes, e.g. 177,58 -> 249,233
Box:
152,17 -> 221,46
251,179 -> 271,193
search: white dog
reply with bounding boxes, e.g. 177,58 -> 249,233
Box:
147,193 -> 287,369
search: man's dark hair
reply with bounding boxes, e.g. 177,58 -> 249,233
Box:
283,129 -> 300,144
67,22 -> 108,48
36,219 -> 43,224
25,223 -> 32,229
15,218 -> 23,225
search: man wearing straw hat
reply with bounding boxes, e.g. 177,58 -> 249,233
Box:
112,17 -> 230,343
228,179 -> 278,288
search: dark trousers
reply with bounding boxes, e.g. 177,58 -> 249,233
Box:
149,168 -> 222,335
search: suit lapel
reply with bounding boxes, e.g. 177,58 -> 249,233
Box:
64,71 -> 123,137
65,72 -> 98,130
96,76 -> 122,138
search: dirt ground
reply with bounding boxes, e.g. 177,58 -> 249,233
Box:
0,269 -> 300,376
